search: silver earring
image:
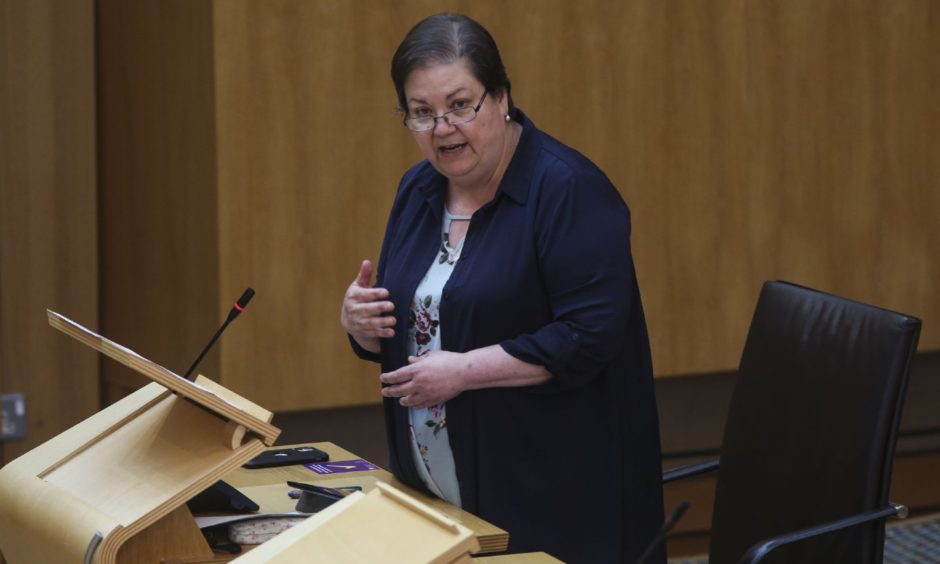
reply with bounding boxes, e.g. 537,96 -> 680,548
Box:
505,114 -> 511,123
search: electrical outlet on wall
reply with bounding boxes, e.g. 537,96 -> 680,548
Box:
1,393 -> 26,441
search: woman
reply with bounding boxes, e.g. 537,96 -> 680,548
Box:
341,13 -> 664,563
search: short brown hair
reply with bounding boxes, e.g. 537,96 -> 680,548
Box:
391,13 -> 514,114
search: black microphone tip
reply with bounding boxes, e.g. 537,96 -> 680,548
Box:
226,287 -> 255,322
237,287 -> 255,309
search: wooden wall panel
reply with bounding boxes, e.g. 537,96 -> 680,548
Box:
211,0 -> 938,411
97,0 -> 220,401
496,0 -> 940,375
93,1 -> 938,411
0,0 -> 98,462
213,1 -> 416,409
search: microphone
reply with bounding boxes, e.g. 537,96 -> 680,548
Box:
184,287 -> 255,381
635,500 -> 690,564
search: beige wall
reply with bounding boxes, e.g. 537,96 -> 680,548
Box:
0,0 -> 98,462
210,0 -> 940,410
212,1 -> 414,410
96,0 -> 221,402
5,1 -> 936,423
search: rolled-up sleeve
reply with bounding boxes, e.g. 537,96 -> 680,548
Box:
348,334 -> 381,362
499,168 -> 635,393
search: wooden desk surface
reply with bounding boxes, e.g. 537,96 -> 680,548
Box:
223,442 -> 509,554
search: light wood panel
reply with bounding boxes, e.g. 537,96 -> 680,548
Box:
212,0 -> 416,409
0,0 -> 98,463
96,0 -> 221,402
48,311 -> 279,444
99,1 -> 939,411
473,553 -> 563,564
0,376 -> 274,564
495,0 -> 940,375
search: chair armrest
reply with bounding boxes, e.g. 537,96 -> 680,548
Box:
663,459 -> 720,483
739,502 -> 908,563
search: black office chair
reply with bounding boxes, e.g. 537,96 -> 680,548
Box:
665,280 -> 921,563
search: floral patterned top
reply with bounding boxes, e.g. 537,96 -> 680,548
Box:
406,208 -> 470,507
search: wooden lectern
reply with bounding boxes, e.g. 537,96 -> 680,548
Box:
0,313 -> 487,564
232,482 -> 480,563
0,311 -> 281,563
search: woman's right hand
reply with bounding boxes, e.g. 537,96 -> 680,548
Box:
340,260 -> 396,353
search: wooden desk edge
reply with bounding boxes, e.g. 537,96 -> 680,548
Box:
223,442 -> 510,554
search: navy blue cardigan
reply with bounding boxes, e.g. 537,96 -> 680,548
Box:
352,110 -> 665,563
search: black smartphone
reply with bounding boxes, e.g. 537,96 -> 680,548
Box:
243,446 -> 329,469
287,481 -> 350,499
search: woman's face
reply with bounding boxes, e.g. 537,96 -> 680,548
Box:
403,60 -> 510,190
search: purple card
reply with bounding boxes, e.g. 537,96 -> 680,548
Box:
305,458 -> 379,475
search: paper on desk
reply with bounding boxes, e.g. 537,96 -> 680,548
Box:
194,512 -> 309,530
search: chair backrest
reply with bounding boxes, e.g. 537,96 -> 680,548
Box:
709,281 -> 921,563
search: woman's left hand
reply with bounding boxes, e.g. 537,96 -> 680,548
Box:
380,351 -> 467,408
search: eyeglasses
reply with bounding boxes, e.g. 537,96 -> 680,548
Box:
402,92 -> 488,132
